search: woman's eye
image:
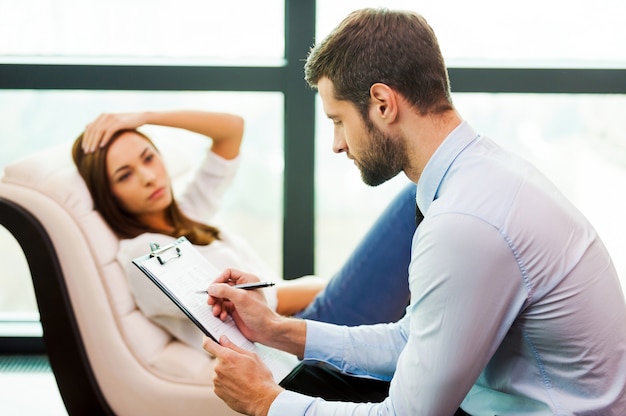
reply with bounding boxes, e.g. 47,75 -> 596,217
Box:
145,154 -> 154,163
118,172 -> 131,182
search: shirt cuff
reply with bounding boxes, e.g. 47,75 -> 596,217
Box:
268,390 -> 316,416
304,320 -> 346,366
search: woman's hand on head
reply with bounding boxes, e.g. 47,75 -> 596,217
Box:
83,112 -> 147,153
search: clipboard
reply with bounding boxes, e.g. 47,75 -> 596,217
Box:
132,236 -> 299,383
132,236 -> 390,400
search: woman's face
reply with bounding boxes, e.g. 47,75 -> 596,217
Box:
106,131 -> 172,225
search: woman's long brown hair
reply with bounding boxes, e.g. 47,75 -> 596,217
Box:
71,129 -> 220,245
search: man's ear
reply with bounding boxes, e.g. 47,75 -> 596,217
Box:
369,83 -> 398,124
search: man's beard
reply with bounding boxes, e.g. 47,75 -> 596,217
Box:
357,119 -> 408,187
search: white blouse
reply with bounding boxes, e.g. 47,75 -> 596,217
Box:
117,150 -> 279,350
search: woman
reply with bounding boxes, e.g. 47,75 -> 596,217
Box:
73,110 -> 416,350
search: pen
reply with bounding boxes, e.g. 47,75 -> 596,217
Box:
196,281 -> 275,294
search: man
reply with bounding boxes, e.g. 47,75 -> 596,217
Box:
203,8 -> 626,415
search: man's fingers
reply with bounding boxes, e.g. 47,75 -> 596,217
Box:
208,282 -> 240,301
203,335 -> 251,359
202,335 -> 224,357
218,335 -> 249,355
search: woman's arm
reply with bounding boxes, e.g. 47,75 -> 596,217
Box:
141,111 -> 244,160
275,276 -> 328,316
82,110 -> 244,160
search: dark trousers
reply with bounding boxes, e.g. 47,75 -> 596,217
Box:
281,362 -> 471,415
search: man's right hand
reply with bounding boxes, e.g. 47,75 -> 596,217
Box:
207,267 -> 307,357
207,268 -> 279,344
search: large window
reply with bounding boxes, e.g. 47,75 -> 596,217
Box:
0,0 -> 285,65
317,0 -> 626,68
0,0 -> 312,343
1,1 -> 625,346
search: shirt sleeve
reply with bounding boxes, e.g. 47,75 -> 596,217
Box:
270,213 -> 528,415
269,389 -> 399,416
387,212 -> 528,414
304,319 -> 407,381
176,149 -> 241,223
268,390 -> 316,416
265,319 -> 408,415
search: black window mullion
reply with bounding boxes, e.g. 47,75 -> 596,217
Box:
0,64 -> 284,91
449,67 -> 626,94
282,0 -> 316,279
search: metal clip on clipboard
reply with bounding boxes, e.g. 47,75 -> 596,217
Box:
149,241 -> 182,265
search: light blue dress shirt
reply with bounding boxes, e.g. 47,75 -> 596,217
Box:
269,121 -> 626,415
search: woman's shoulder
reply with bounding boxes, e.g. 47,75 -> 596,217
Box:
175,151 -> 241,222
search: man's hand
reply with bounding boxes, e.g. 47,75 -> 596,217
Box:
207,268 -> 278,344
207,267 -> 308,359
203,335 -> 284,416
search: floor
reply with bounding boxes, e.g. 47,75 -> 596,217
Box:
0,355 -> 67,415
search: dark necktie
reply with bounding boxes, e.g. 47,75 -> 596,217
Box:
415,203 -> 424,227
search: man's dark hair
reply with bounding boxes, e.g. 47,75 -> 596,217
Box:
304,8 -> 453,119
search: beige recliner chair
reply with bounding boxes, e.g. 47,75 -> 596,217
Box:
0,140 -> 238,415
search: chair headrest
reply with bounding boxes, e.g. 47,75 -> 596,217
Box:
2,142 -> 94,217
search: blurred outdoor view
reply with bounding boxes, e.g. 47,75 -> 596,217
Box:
1,0 -> 625,323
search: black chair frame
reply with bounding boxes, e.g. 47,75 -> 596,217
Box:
0,197 -> 114,415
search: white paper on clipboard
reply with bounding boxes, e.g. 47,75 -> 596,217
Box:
132,236 -> 299,383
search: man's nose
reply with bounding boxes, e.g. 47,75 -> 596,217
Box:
332,132 -> 346,154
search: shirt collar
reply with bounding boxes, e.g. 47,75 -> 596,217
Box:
416,120 -> 479,215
